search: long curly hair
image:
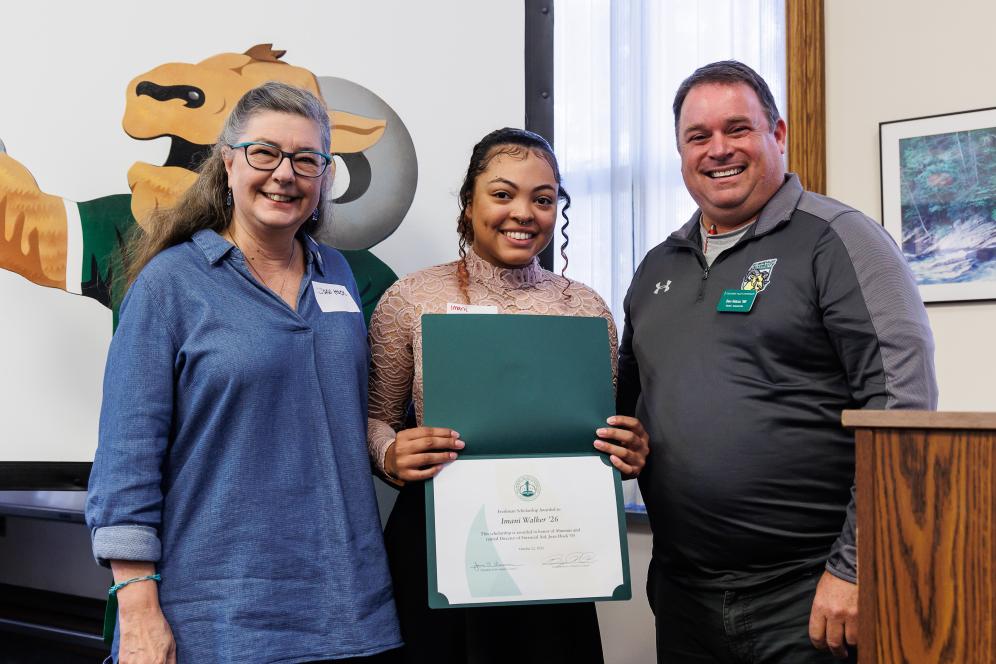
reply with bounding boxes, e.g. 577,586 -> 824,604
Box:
122,81 -> 332,291
455,127 -> 571,302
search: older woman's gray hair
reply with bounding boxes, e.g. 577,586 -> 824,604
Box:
123,81 -> 333,290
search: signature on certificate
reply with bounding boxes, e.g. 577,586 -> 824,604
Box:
470,560 -> 524,572
541,552 -> 597,568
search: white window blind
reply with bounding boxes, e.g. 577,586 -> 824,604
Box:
554,0 -> 786,322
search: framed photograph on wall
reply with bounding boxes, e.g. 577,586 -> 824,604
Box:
880,107 -> 996,303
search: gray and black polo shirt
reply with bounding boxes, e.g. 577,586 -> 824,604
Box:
618,173 -> 937,589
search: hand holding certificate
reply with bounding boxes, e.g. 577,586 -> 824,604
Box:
422,313 -> 632,608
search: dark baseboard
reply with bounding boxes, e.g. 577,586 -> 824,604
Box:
0,463 -> 92,491
0,582 -> 108,661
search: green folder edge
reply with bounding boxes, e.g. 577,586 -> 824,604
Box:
425,452 -> 632,609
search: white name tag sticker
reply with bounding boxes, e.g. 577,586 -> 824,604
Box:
312,282 -> 361,313
446,303 -> 498,314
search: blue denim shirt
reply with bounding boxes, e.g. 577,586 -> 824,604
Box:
86,229 -> 401,663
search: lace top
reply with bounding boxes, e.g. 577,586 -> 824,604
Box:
367,248 -> 618,471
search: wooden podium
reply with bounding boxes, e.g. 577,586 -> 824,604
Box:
843,410 -> 996,663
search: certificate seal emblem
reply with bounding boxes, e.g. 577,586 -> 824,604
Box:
514,475 -> 541,502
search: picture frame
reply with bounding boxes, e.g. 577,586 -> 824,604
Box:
880,107 -> 996,303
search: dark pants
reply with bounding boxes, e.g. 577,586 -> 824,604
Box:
648,564 -> 858,663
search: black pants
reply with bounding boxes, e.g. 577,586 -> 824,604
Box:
648,564 -> 858,663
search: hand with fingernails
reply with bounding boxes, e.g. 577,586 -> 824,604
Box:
385,427 -> 465,482
594,415 -> 649,479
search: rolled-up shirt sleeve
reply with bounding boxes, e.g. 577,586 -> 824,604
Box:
85,275 -> 178,567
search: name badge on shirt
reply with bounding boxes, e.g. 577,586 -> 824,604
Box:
312,282 -> 360,313
446,303 -> 498,314
717,289 -> 757,313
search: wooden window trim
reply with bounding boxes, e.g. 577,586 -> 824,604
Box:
786,0 -> 826,194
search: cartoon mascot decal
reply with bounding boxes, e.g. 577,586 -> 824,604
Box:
0,44 -> 416,324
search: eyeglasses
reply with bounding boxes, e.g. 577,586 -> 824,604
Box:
229,142 -> 332,178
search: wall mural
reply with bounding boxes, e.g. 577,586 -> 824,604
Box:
0,44 -> 417,324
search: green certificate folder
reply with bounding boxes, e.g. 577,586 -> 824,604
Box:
422,314 -> 631,608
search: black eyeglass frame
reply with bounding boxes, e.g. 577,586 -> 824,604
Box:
229,141 -> 333,178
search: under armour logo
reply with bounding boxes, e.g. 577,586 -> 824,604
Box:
654,280 -> 671,294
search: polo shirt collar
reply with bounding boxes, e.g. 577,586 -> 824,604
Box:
754,173 -> 804,235
672,172 -> 804,242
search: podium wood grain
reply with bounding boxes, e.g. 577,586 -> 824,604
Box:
847,412 -> 996,663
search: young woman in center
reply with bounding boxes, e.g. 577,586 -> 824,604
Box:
366,127 -> 649,663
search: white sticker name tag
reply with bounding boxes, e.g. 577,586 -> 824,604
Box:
312,282 -> 360,313
446,303 -> 498,314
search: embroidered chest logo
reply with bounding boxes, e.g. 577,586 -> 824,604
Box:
654,280 -> 671,294
741,259 -> 778,292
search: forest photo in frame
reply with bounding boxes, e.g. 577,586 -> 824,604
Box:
880,107 -> 996,303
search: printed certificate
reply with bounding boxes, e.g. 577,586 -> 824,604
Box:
428,455 -> 627,606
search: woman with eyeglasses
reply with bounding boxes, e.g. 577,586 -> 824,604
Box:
86,82 -> 401,664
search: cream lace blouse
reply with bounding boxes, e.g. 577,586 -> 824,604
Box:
367,248 -> 618,472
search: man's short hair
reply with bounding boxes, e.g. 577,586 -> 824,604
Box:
672,61 -> 781,137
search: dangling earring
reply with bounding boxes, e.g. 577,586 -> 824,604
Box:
311,207 -> 320,222
225,188 -> 233,207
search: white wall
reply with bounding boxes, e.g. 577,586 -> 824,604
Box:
825,0 -> 996,411
0,0 -> 524,461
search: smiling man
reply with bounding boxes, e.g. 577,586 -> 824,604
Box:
617,61 -> 938,663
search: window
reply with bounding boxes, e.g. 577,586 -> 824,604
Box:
554,0 -> 787,323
